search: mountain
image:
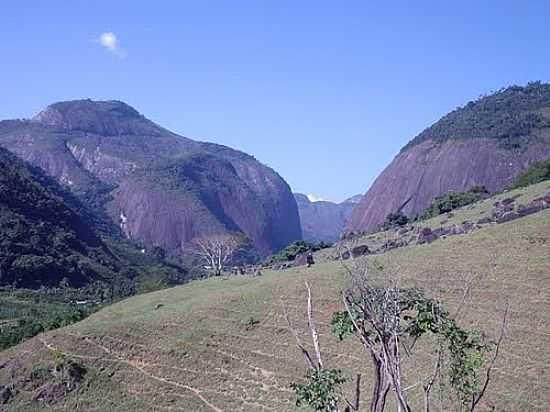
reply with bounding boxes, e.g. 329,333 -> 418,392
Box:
294,193 -> 361,243
0,100 -> 301,255
349,82 -> 550,233
1,180 -> 548,411
0,146 -> 120,288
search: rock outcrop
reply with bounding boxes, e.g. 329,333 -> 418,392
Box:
349,83 -> 550,233
0,100 -> 302,255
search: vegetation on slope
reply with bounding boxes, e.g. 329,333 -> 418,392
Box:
402,81 -> 550,151
268,240 -> 331,263
0,148 -> 188,349
510,158 -> 550,189
0,288 -> 89,350
0,147 -> 111,288
418,186 -> 489,220
1,181 -> 548,411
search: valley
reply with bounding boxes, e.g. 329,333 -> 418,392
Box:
1,180 -> 549,411
1,84 -> 550,411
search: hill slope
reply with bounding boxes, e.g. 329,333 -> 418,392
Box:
1,181 -> 549,411
349,82 -> 550,233
294,193 -> 361,242
0,146 -> 114,288
0,100 -> 301,255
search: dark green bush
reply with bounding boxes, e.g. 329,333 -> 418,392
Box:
419,186 -> 489,220
383,212 -> 409,229
510,159 -> 550,189
269,241 -> 331,263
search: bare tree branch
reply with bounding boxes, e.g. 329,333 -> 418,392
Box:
305,282 -> 324,369
470,302 -> 509,412
282,300 -> 316,371
190,233 -> 242,276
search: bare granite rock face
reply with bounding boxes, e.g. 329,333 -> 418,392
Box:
349,138 -> 550,233
0,100 -> 302,254
349,82 -> 550,233
294,193 -> 361,243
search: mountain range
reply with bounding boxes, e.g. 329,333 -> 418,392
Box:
0,100 -> 302,256
294,193 -> 362,243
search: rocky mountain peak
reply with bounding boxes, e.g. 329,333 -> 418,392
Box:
32,99 -> 163,136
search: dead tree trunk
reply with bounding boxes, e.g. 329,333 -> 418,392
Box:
370,353 -> 391,412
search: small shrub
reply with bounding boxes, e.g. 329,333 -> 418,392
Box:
383,212 -> 409,229
291,369 -> 346,412
243,317 -> 260,331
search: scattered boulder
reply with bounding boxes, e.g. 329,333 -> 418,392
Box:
496,211 -> 521,224
351,244 -> 370,257
492,203 -> 514,219
533,194 -> 550,205
433,227 -> 452,237
382,240 -> 399,251
397,227 -> 410,235
461,221 -> 478,233
450,225 -> 465,235
418,228 -> 438,244
292,252 -> 308,267
339,244 -> 371,260
477,216 -> 494,225
501,197 -> 517,206
517,203 -> 545,217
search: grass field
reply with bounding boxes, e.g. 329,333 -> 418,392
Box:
1,182 -> 549,411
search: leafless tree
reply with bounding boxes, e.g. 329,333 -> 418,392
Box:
283,282 -> 361,412
190,233 -> 242,276
340,263 -> 411,412
336,259 -> 508,412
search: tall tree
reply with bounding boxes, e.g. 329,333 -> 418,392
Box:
191,233 -> 242,276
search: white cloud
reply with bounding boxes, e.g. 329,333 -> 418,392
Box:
97,32 -> 126,57
307,194 -> 326,202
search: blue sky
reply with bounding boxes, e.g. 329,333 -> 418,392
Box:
2,1 -> 550,201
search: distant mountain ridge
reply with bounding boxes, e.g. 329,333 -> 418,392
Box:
0,99 -> 302,255
349,82 -> 550,233
294,193 -> 361,243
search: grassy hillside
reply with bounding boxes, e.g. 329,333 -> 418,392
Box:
1,183 -> 549,411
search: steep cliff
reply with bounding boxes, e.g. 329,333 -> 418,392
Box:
0,100 -> 301,254
295,194 -> 361,242
349,83 -> 550,232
